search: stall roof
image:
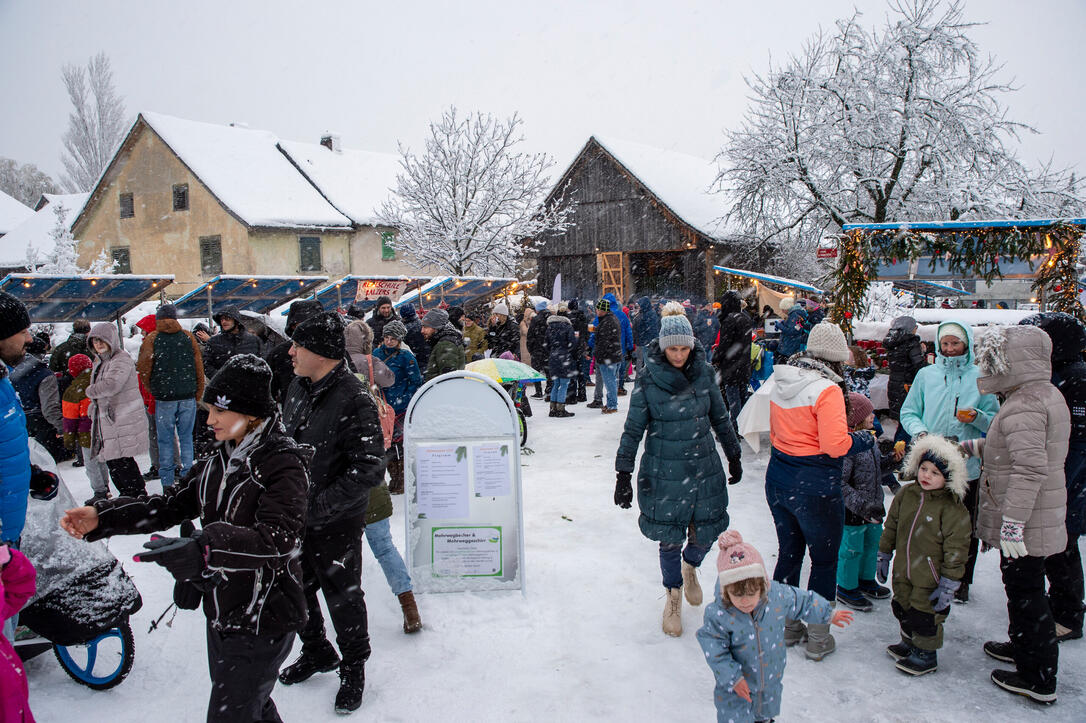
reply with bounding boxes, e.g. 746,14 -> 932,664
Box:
172,275 -> 327,318
713,266 -> 824,294
893,279 -> 970,297
394,276 -> 520,310
308,275 -> 432,313
0,273 -> 173,322
842,218 -> 1086,231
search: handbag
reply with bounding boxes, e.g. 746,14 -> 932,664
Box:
368,356 -> 395,450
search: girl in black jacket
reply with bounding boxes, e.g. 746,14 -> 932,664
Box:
61,355 -> 309,723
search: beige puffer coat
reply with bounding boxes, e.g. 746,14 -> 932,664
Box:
87,322 -> 148,461
974,325 -> 1069,557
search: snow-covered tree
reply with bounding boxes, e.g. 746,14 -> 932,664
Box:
88,248 -> 117,274
0,157 -> 58,206
37,203 -> 82,274
717,0 -> 1084,277
60,52 -> 127,192
378,107 -> 574,276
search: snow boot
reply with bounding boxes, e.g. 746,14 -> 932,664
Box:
1056,622 -> 1082,642
83,492 -> 111,506
576,388 -> 587,402
990,669 -> 1056,704
586,400 -> 603,409
142,465 -> 159,481
662,587 -> 683,637
896,646 -> 937,676
387,457 -> 404,495
858,579 -> 891,600
601,407 -> 618,415
548,402 -> 559,418
953,583 -> 969,604
279,641 -> 340,685
784,619 -> 807,647
886,634 -> 913,662
399,591 -> 422,634
334,662 -> 366,713
805,623 -> 836,660
836,585 -> 873,612
556,403 -> 575,418
681,561 -> 702,606
983,640 -> 1015,663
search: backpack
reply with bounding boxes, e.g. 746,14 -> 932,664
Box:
363,357 -> 395,450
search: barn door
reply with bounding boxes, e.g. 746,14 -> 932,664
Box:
598,252 -> 625,300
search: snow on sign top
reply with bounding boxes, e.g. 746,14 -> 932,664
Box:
591,136 -> 730,240
140,112 -> 353,229
0,193 -> 89,267
278,140 -> 401,226
0,190 -> 33,235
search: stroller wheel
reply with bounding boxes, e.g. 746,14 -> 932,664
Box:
518,409 -> 528,447
54,620 -> 135,690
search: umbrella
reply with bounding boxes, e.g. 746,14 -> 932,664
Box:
465,358 -> 545,384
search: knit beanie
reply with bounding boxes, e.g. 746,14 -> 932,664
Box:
535,300 -> 548,312
492,302 -> 510,318
920,449 -> 952,480
596,299 -> 610,312
804,322 -> 850,363
374,295 -> 393,310
0,292 -> 29,341
135,314 -> 157,334
291,311 -> 346,360
937,322 -> 968,344
382,319 -> 407,341
716,530 -> 769,587
846,392 -> 874,429
422,308 -> 449,329
202,354 -> 276,418
156,303 -> 178,320
658,305 -> 695,350
779,296 -> 795,312
400,304 -> 417,321
67,353 -> 93,377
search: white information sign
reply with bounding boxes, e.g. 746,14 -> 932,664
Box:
472,443 -> 512,497
416,444 -> 470,519
432,526 -> 503,577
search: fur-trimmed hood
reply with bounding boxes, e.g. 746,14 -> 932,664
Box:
900,434 -> 969,500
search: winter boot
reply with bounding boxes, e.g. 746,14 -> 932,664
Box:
784,619 -> 807,647
895,646 -> 937,676
556,403 -> 575,418
886,634 -> 913,662
953,583 -> 969,604
278,641 -> 340,685
662,587 -> 683,637
387,457 -> 404,495
836,585 -> 873,612
142,465 -> 159,481
983,640 -> 1016,663
858,579 -> 891,600
681,561 -> 702,606
586,400 -> 603,409
805,623 -> 836,660
1056,622 -> 1083,642
990,669 -> 1057,704
399,591 -> 422,634
576,388 -> 587,402
334,661 -> 366,713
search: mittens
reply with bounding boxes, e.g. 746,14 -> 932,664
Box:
999,518 -> 1028,558
728,457 -> 742,486
928,576 -> 961,611
614,471 -> 633,509
876,551 -> 892,584
135,534 -> 207,582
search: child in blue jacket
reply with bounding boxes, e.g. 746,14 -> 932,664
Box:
697,531 -> 853,723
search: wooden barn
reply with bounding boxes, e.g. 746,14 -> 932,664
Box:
533,136 -> 740,302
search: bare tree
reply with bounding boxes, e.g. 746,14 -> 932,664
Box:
718,0 -> 1083,276
0,157 -> 58,207
60,52 -> 127,192
378,107 -> 573,276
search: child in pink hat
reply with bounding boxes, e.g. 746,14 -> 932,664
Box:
697,531 -> 853,723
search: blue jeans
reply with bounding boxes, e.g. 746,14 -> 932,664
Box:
156,398 -> 196,488
765,479 -> 844,600
599,362 -> 619,410
365,516 -> 412,595
551,377 -> 570,404
723,384 -> 748,432
660,540 -> 710,589
618,353 -> 629,389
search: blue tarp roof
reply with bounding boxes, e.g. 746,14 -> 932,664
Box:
0,273 -> 174,322
394,276 -> 521,310
842,218 -> 1086,231
309,275 -> 432,313
172,275 -> 328,318
712,266 -> 824,294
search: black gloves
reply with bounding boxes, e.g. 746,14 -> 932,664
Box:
614,471 -> 633,509
728,457 -> 742,485
29,465 -> 58,500
135,527 -> 207,583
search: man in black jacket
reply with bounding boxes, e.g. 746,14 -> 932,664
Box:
712,291 -> 753,429
48,318 -> 90,373
279,311 -> 386,714
589,299 -> 622,414
366,296 -> 399,342
526,302 -> 550,398
204,306 -> 262,380
486,302 -> 520,358
265,298 -> 324,406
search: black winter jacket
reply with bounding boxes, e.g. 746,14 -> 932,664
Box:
569,304 -> 589,357
283,362 -> 386,528
713,293 -> 753,386
883,328 -> 926,414
527,311 -> 550,372
487,319 -> 520,359
49,333 -> 89,373
88,417 -> 310,636
593,312 -> 622,365
367,309 -> 400,343
205,307 -> 262,380
544,314 -> 578,379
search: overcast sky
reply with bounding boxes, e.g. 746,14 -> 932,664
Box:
1,0 -> 1083,189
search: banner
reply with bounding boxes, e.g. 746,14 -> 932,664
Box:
355,279 -> 409,302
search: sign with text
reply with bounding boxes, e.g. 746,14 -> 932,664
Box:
355,279 -> 409,302
816,247 -> 838,259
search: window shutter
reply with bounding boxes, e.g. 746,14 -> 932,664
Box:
299,236 -> 322,271
119,193 -> 134,219
381,231 -> 396,260
200,235 -> 223,276
111,247 -> 132,273
172,184 -> 189,211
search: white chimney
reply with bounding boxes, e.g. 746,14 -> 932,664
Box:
320,132 -> 341,153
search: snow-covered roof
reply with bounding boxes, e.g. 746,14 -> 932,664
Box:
0,190 -> 33,235
278,140 -> 401,226
140,112 -> 353,229
591,136 -> 730,239
0,193 -> 88,267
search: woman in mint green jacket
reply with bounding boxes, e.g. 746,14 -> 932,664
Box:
899,320 -> 999,601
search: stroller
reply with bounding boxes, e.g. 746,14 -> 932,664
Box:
13,440 -> 142,690
500,382 -> 531,447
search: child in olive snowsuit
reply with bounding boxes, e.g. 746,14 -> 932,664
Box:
877,434 -> 971,676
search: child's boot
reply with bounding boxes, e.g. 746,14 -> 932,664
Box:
681,561 -> 702,605
662,587 -> 683,637
836,585 -> 873,612
805,623 -> 836,660
895,646 -> 937,676
886,633 -> 912,661
859,578 -> 891,600
784,618 -> 807,647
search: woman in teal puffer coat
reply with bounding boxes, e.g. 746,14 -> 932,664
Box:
615,304 -> 743,637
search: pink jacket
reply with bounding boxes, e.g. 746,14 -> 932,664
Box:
1,547 -> 36,723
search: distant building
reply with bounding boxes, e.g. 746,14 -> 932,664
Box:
73,112 -> 435,293
533,136 -> 743,302
0,189 -> 34,239
0,192 -> 88,275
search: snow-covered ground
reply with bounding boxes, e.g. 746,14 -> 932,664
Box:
24,392 -> 1086,721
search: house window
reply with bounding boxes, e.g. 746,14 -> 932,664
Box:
381,231 -> 396,260
200,235 -> 223,276
111,247 -> 131,274
299,236 -> 322,271
119,193 -> 134,219
172,184 -> 189,211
